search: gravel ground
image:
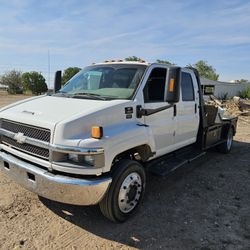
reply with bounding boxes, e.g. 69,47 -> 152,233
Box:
0,95 -> 250,250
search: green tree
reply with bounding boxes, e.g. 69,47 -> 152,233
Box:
21,71 -> 48,95
0,70 -> 23,94
239,87 -> 250,98
124,56 -> 143,62
156,59 -> 174,65
191,60 -> 219,81
62,67 -> 81,85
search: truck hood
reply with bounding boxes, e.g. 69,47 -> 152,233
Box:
0,95 -> 131,130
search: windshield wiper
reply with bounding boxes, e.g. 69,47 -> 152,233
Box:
72,92 -> 108,100
52,91 -> 71,98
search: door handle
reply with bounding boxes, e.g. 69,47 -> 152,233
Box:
195,103 -> 197,113
173,104 -> 177,117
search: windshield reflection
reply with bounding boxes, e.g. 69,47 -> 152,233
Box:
59,64 -> 146,100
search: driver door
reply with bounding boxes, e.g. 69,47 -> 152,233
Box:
143,66 -> 176,157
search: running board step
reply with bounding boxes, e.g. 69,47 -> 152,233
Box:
146,149 -> 206,176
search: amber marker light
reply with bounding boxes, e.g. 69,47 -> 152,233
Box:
91,126 -> 103,139
169,78 -> 175,92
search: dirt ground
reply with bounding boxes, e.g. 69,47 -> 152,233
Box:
0,94 -> 250,250
0,91 -> 32,107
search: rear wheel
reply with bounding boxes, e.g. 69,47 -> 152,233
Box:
217,127 -> 234,153
99,159 -> 146,222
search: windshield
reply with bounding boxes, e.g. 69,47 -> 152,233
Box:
59,64 -> 146,100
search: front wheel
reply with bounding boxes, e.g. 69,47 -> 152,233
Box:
216,127 -> 234,153
99,159 -> 146,222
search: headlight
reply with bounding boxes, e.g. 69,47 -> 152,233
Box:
68,154 -> 95,166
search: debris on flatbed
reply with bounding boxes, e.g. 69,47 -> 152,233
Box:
205,95 -> 222,107
225,98 -> 250,117
239,100 -> 250,116
205,95 -> 250,117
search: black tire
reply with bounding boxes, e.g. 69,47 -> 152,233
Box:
99,159 -> 146,222
216,127 -> 234,154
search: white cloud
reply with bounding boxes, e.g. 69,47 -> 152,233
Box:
0,0 -> 249,82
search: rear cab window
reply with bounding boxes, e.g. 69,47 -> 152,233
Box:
181,72 -> 195,101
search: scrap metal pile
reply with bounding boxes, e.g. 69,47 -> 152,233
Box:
205,95 -> 250,118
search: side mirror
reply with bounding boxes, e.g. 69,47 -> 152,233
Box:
54,70 -> 62,93
166,67 -> 181,103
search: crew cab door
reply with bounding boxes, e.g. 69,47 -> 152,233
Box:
142,66 -> 176,157
175,70 -> 200,147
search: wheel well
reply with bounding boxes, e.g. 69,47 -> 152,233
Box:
112,144 -> 154,167
222,124 -> 236,139
231,124 -> 236,136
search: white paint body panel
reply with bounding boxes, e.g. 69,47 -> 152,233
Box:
0,95 -> 154,174
143,102 -> 176,156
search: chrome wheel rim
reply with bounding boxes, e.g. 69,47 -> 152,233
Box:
118,172 -> 142,213
227,129 -> 233,150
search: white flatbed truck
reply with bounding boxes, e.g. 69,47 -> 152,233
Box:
0,61 -> 237,222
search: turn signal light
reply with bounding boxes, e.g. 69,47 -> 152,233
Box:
91,126 -> 103,139
169,78 -> 175,92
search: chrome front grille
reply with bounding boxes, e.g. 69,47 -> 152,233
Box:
1,120 -> 50,142
0,119 -> 51,160
2,136 -> 50,159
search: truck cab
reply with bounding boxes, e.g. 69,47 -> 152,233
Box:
0,61 -> 237,222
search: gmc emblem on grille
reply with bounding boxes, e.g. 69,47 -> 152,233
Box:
14,132 -> 26,144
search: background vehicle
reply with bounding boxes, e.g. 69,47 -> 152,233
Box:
0,61 -> 237,222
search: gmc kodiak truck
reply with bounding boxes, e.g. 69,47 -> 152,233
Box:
0,61 -> 237,222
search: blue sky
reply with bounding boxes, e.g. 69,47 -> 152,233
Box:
0,0 -> 250,87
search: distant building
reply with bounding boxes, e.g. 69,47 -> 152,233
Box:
200,78 -> 250,98
230,79 -> 249,84
0,84 -> 8,91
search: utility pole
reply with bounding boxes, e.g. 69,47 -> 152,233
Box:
48,49 -> 50,88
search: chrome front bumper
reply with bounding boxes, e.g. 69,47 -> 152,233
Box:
0,151 -> 112,205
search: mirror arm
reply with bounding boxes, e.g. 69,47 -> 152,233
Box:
136,104 -> 174,118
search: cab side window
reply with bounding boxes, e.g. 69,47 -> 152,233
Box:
143,68 -> 167,103
181,72 -> 194,101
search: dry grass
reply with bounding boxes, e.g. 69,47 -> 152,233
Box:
0,92 -> 33,108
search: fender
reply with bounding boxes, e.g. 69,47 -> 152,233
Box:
78,121 -> 155,173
